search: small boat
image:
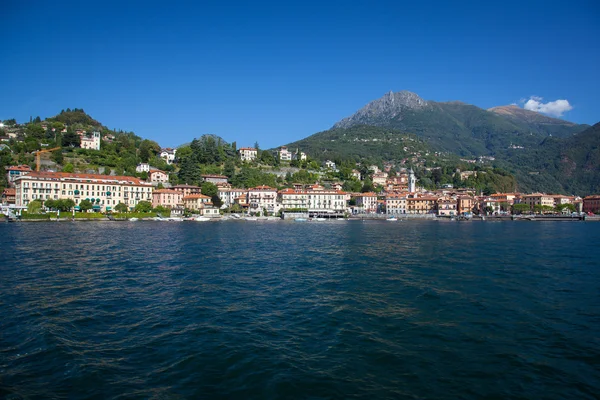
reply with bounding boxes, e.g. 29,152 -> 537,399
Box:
194,216 -> 210,222
129,217 -> 139,221
244,216 -> 258,221
386,216 -> 398,221
313,218 -> 327,221
295,218 -> 308,222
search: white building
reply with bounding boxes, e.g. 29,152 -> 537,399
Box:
218,187 -> 248,207
353,192 -> 378,213
14,172 -> 153,211
248,185 -> 278,215
408,169 -> 416,193
278,188 -> 347,213
386,194 -> 407,215
136,163 -> 150,173
239,147 -> 258,162
324,160 -> 336,170
278,146 -> 292,162
160,148 -> 177,164
292,150 -> 307,161
81,131 -> 101,151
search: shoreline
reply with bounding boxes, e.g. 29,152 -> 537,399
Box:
5,215 -> 599,223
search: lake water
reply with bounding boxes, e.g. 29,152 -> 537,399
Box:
1,220 -> 599,399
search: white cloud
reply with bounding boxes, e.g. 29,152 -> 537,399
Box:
522,96 -> 573,117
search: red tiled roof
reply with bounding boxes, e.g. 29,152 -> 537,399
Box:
249,185 -> 276,191
153,189 -> 180,194
6,165 -> 32,172
183,194 -> 211,200
17,171 -> 148,185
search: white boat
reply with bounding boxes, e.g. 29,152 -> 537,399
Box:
295,218 -> 308,222
244,216 -> 258,221
129,217 -> 139,221
313,218 -> 327,221
386,216 -> 398,221
194,216 -> 210,222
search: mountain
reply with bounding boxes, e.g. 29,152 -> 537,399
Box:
488,105 -> 582,136
285,90 -> 596,194
503,122 -> 600,195
330,91 -> 588,157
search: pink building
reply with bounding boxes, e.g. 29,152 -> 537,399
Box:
152,189 -> 182,209
149,170 -> 169,183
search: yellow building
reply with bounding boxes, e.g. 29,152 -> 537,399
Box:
14,172 -> 153,211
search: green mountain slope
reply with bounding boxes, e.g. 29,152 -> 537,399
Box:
333,91 -> 588,157
286,125 -> 434,163
500,123 -> 600,194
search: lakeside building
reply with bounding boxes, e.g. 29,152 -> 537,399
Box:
406,194 -> 438,214
583,195 -> 600,214
248,185 -> 278,215
457,196 -> 475,215
521,193 -> 557,209
489,193 -> 519,204
14,172 -> 153,211
6,165 -> 32,186
218,187 -> 248,207
278,187 -> 347,213
182,194 -> 212,210
152,189 -> 182,209
239,147 -> 258,162
386,193 -> 407,215
2,188 -> 16,205
353,192 -> 378,213
171,184 -> 201,197
437,198 -> 457,216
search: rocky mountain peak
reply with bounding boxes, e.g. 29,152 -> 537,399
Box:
333,90 -> 428,129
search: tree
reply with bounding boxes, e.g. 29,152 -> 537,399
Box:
361,177 -> 374,193
79,199 -> 93,212
62,128 -> 81,147
28,199 -> 43,214
512,203 -> 531,215
63,163 -> 74,173
555,203 -> 576,214
115,202 -> 128,213
138,139 -> 160,163
153,205 -> 170,216
223,160 -> 236,178
201,182 -> 218,198
26,124 -> 45,139
57,199 -> 75,212
51,149 -> 64,165
260,150 -> 275,165
135,201 -> 152,213
44,199 -> 57,210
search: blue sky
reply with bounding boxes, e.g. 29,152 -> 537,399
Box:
1,0 -> 599,148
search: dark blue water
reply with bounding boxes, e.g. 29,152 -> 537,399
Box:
1,220 -> 599,399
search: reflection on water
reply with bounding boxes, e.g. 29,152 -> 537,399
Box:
1,221 -> 599,399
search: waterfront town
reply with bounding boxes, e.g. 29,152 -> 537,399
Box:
2,144 -> 600,221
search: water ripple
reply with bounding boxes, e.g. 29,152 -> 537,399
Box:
1,221 -> 599,399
